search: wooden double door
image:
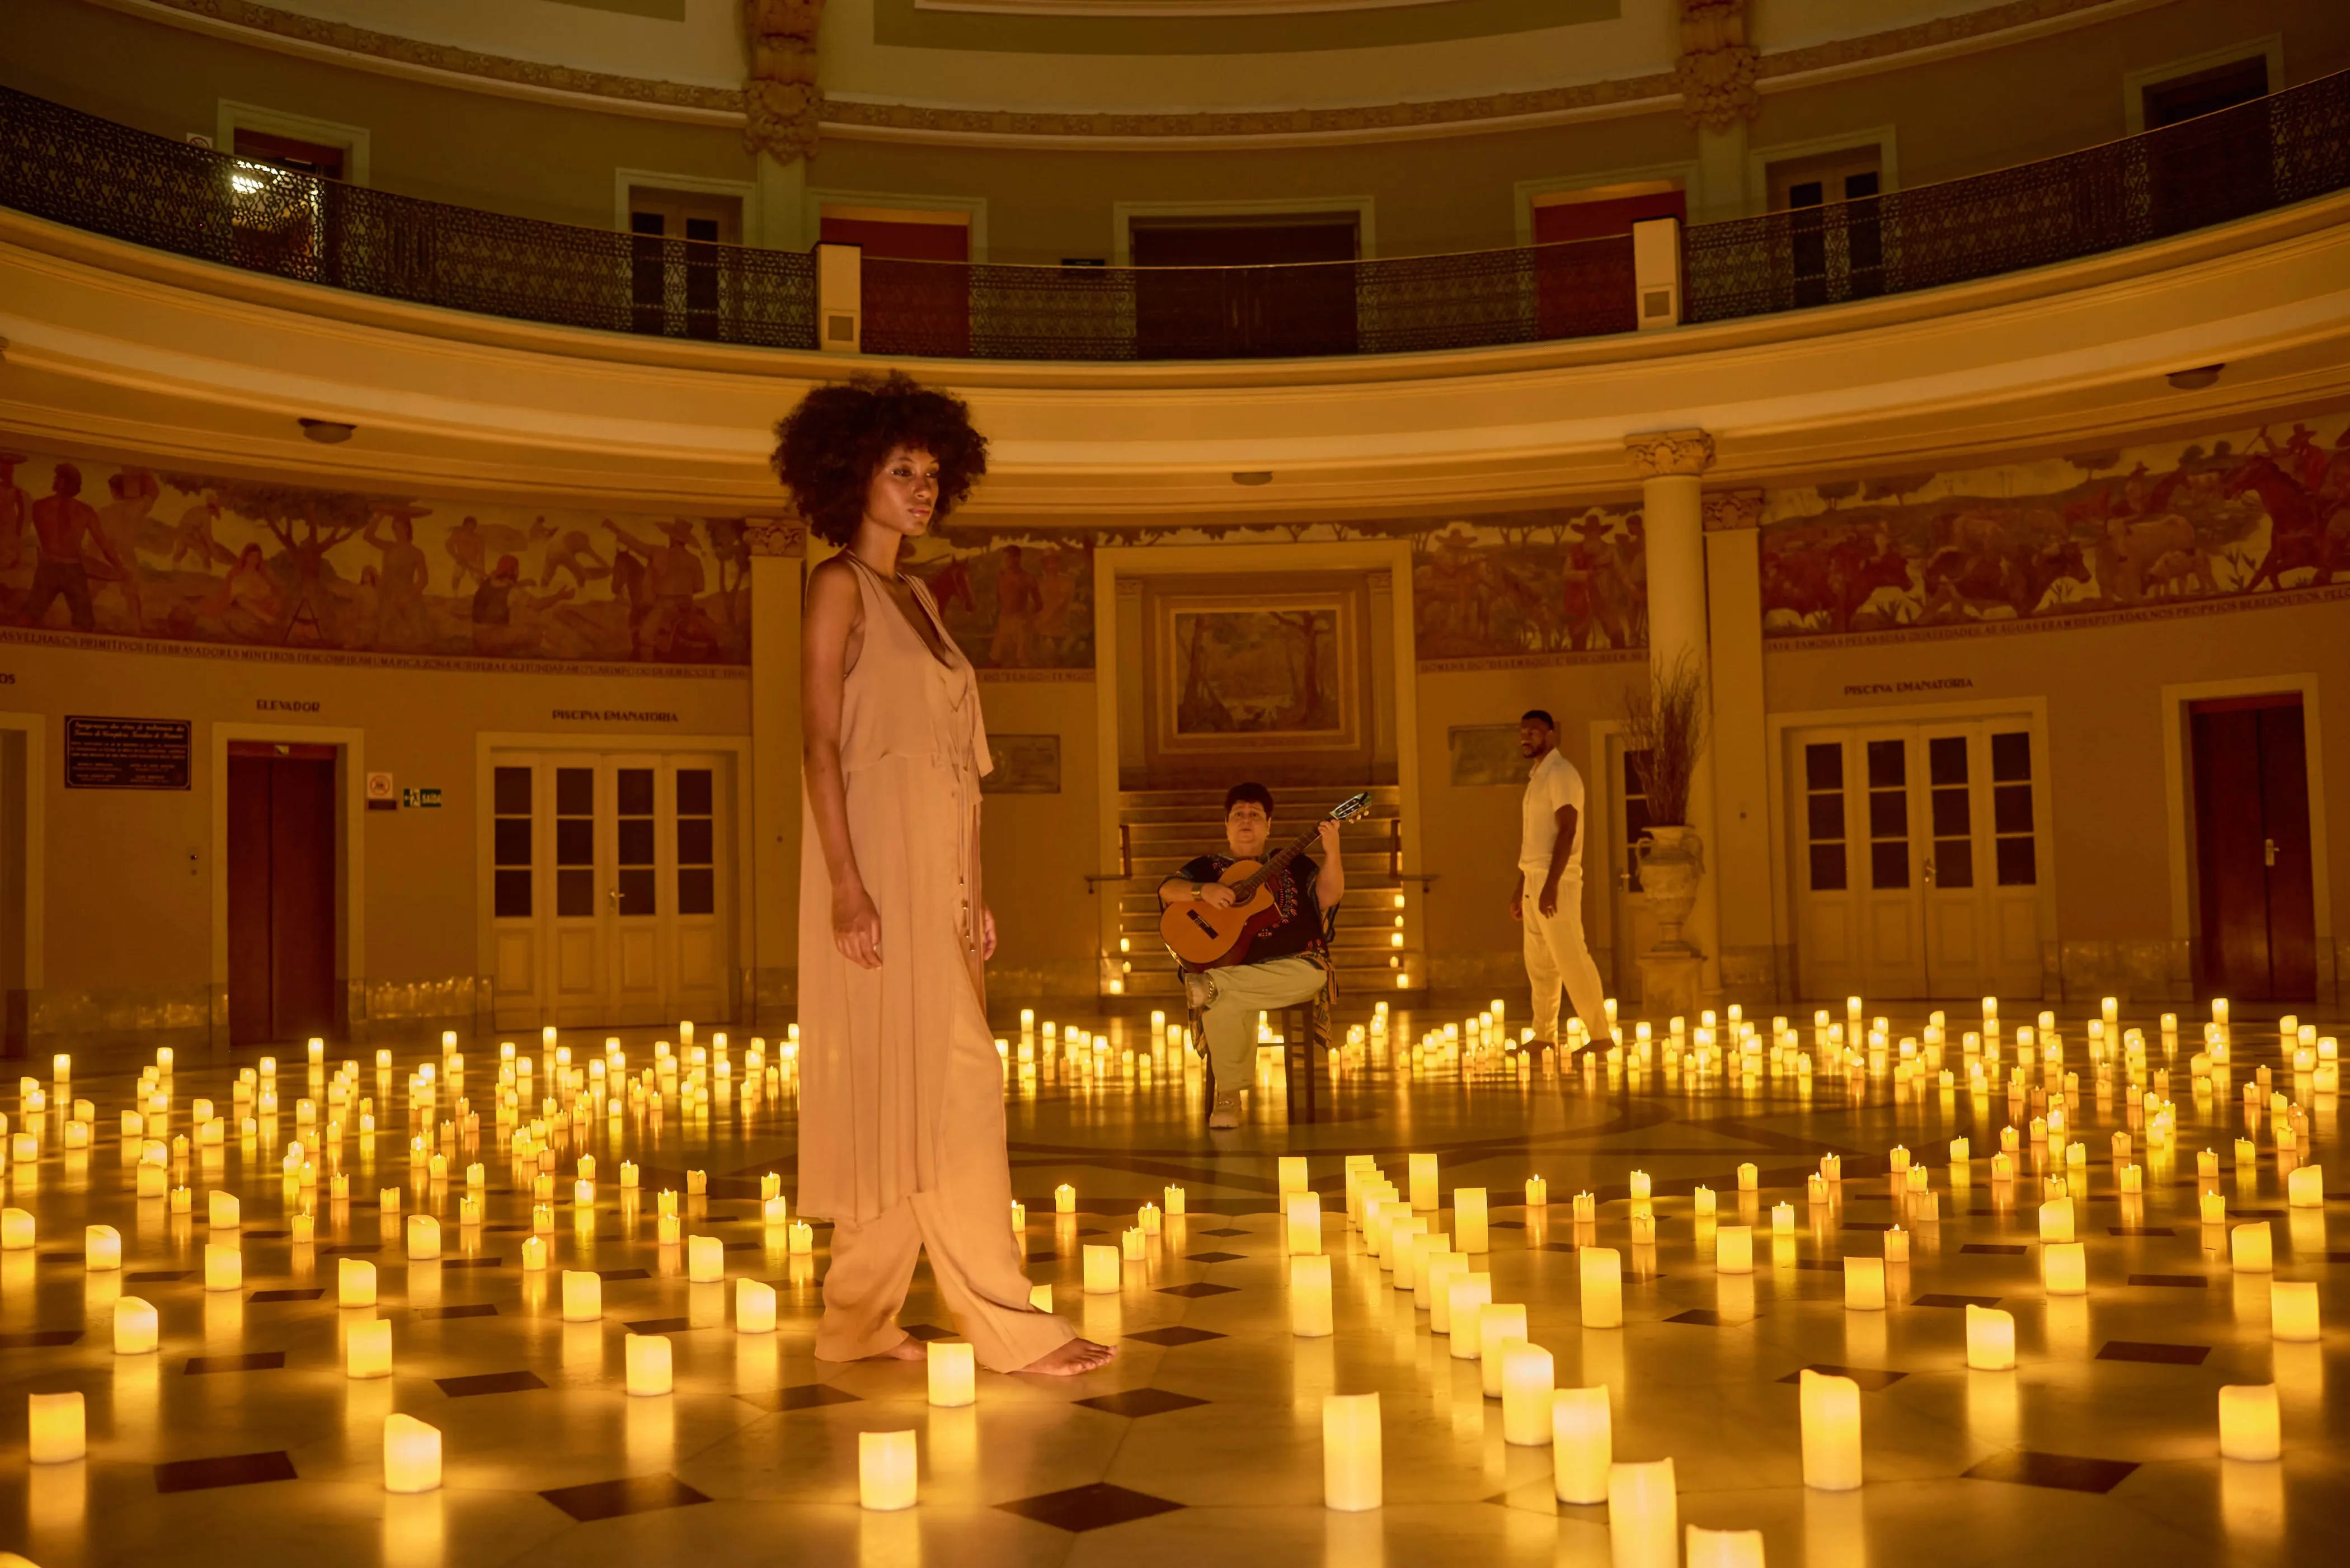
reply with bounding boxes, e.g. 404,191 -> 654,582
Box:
2191,696 -> 2316,1001
227,744 -> 339,1046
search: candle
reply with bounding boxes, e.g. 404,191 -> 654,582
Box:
1409,1153 -> 1439,1212
209,1190 -> 240,1230
521,1236 -> 547,1271
1844,1256 -> 1886,1311
1454,1186 -> 1490,1255
1292,1254 -> 1334,1336
347,1317 -> 393,1378
1055,1184 -> 1077,1214
1083,1245 -> 1119,1294
860,1430 -> 919,1510
2200,1192 -> 2227,1225
2288,1166 -> 2324,1207
84,1223 -> 120,1272
2038,1198 -> 2074,1243
1286,1192 -> 1322,1255
1686,1528 -> 1766,1568
789,1221 -> 814,1255
1716,1225 -> 1754,1274
1279,1156 -> 1309,1195
114,1295 -> 158,1354
625,1332 -> 672,1396
1573,1192 -> 1597,1222
563,1270 -> 602,1321
1693,1186 -> 1717,1217
1478,1303 -> 1529,1396
1426,1256 -> 1466,1331
339,1256 -> 378,1307
734,1278 -> 778,1334
689,1235 -> 723,1283
1164,1185 -> 1186,1216
1606,1459 -> 1678,1568
1966,1304 -> 2016,1369
1772,1203 -> 1794,1235
1883,1227 -> 1910,1264
1552,1387 -> 1611,1504
2230,1222 -> 2273,1273
380,1187 -> 401,1214
1138,1203 -> 1162,1236
1800,1369 -> 1862,1490
1581,1247 -> 1624,1329
657,1214 -> 682,1246
1446,1273 -> 1493,1357
1322,1393 -> 1382,1511
2121,1165 -> 2144,1195
2042,1241 -> 2086,1294
2217,1385 -> 2280,1461
1526,1176 -> 1549,1209
657,1189 -> 679,1217
927,1340 -> 976,1407
1737,1163 -> 1758,1192
1501,1341 -> 1555,1445
204,1244 -> 241,1292
407,1215 -> 441,1260
28,1391 -> 84,1463
0,1209 -> 31,1250
384,1413 -> 441,1494
2272,1281 -> 2320,1342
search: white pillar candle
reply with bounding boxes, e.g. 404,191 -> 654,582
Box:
2272,1281 -> 2320,1342
383,1413 -> 441,1494
1737,1163 -> 1758,1191
29,1391 -> 85,1463
0,1209 -> 34,1249
406,1215 -> 441,1260
1883,1227 -> 1910,1264
1286,1192 -> 1322,1256
1773,1203 -> 1795,1235
208,1190 -> 240,1230
2218,1385 -> 2280,1461
626,1332 -> 673,1395
1054,1184 -> 1076,1214
562,1270 -> 602,1321
1083,1244 -> 1118,1293
1163,1185 -> 1186,1216
1278,1156 -> 1309,1195
1453,1186 -> 1489,1255
1629,1170 -> 1652,1199
1291,1254 -> 1334,1336
339,1256 -> 377,1307
2288,1166 -> 2324,1207
1120,1227 -> 1145,1262
736,1278 -> 778,1334
521,1236 -> 547,1271
1322,1393 -> 1382,1511
84,1224 -> 120,1272
204,1244 -> 241,1292
2230,1223 -> 2273,1272
1843,1256 -> 1886,1311
859,1430 -> 918,1510
1409,1152 -> 1439,1212
1552,1387 -> 1611,1504
2200,1192 -> 2227,1225
788,1221 -> 814,1255
1966,1304 -> 2015,1369
1800,1369 -> 1862,1490
114,1295 -> 158,1354
1446,1273 -> 1493,1357
1606,1458 -> 1678,1568
927,1340 -> 976,1407
2037,1198 -> 2074,1243
1685,1527 -> 1766,1568
1502,1341 -> 1555,1445
656,1215 -> 681,1246
1715,1225 -> 1753,1274
2043,1241 -> 2086,1294
1426,1256 -> 1466,1332
688,1235 -> 723,1283
1478,1303 -> 1529,1396
1581,1247 -> 1624,1329
346,1317 -> 392,1378
1526,1176 -> 1549,1208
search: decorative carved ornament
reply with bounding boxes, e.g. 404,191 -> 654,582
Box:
742,517 -> 807,557
1700,489 -> 1764,531
744,0 -> 825,164
1624,430 -> 1717,478
1673,0 -> 1760,131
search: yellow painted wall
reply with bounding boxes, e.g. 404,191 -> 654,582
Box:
974,675 -> 1101,993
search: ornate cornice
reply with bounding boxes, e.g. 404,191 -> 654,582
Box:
96,0 -> 2161,145
743,516 -> 807,557
1625,430 -> 1716,478
1700,489 -> 1763,531
1674,1 -> 1759,132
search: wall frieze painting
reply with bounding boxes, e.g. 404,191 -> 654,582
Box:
0,445 -> 752,666
901,530 -> 1095,674
1756,412 -> 2350,641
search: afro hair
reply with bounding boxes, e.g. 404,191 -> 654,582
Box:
769,371 -> 989,546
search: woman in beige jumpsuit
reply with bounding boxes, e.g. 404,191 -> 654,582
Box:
780,373 -> 1113,1377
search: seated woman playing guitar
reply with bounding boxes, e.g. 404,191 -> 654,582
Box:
1159,783 -> 1345,1129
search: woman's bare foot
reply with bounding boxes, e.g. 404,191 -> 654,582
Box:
1017,1338 -> 1116,1377
860,1338 -> 929,1362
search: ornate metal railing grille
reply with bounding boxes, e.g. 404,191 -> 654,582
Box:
2,70 -> 2345,361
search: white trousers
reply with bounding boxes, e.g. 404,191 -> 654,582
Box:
1522,873 -> 1608,1046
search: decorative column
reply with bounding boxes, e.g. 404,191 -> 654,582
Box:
745,516 -> 806,1022
742,0 -> 824,252
1703,491 -> 1775,1004
1624,430 -> 1721,1015
1674,1 -> 1761,222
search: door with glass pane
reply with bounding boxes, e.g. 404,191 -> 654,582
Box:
1792,719 -> 2042,1000
1606,739 -> 1661,1004
488,751 -> 731,1028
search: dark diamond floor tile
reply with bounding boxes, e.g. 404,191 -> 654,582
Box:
1777,1364 -> 1906,1392
740,1383 -> 861,1412
36,1251 -> 86,1264
481,1225 -> 532,1234
243,1230 -> 290,1240
128,1270 -> 194,1283
1913,1294 -> 2003,1309
1157,1282 -> 1239,1298
416,1303 -> 499,1320
2097,1340 -> 2210,1365
436,1369 -> 548,1398
1125,1326 -> 1225,1348
1965,1449 -> 2138,1494
598,1268 -> 651,1282
1023,1251 -> 1059,1264
1077,1228 -> 1107,1237
249,1289 -> 325,1303
1666,1310 -> 1731,1325
1489,1219 -> 1526,1228
1962,1244 -> 2028,1256
996,1482 -> 1186,1533
2128,1274 -> 2210,1288
1543,1241 -> 1580,1252
722,1241 -> 764,1251
442,1257 -> 504,1269
321,1246 -> 380,1256
1200,1228 -> 1249,1237
624,1317 -> 694,1335
901,1324 -> 958,1342
1075,1388 -> 1211,1419
154,1451 -> 299,1493
185,1353 -> 286,1374
539,1473 -> 712,1523
1790,1259 -> 1844,1271
1840,1221 -> 1895,1232
2329,1252 -> 2350,1264
0,1329 -> 83,1348
2108,1227 -> 2176,1237
2231,1209 -> 2286,1219
1184,1252 -> 1244,1264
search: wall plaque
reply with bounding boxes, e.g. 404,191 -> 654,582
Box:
65,715 -> 191,790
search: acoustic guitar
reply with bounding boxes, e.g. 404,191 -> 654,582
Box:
1159,792 -> 1374,971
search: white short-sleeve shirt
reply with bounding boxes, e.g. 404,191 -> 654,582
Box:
1519,748 -> 1587,879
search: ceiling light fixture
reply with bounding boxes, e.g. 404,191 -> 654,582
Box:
299,417 -> 356,443
2166,364 -> 2224,391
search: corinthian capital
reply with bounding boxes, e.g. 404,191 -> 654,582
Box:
1701,489 -> 1763,531
1624,429 -> 1716,478
742,517 -> 806,558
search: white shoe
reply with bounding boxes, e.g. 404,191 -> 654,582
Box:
1182,971 -> 1215,1014
1209,1090 -> 1242,1130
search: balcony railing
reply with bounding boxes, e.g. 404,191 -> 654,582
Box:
2,71 -> 2345,362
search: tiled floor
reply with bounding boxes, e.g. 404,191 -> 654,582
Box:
0,1005 -> 2342,1566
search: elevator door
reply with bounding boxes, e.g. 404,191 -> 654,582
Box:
227,745 -> 338,1045
2191,695 -> 2315,1000
489,752 -> 731,1028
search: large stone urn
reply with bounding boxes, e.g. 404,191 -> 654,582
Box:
1634,825 -> 1706,1023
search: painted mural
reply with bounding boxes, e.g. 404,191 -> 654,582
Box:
909,531 -> 1093,671
1757,415 -> 2350,637
1411,508 -> 1648,662
0,448 -> 751,663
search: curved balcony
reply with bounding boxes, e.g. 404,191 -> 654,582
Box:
3,73 -> 2348,364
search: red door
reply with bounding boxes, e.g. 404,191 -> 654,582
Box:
227,745 -> 339,1044
2189,695 -> 2316,1000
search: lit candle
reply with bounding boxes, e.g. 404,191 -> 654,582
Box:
380,1188 -> 401,1214
1139,1203 -> 1162,1236
1409,1152 -> 1439,1212
338,1256 -> 378,1307
1279,1156 -> 1309,1195
2288,1166 -> 2324,1207
1737,1163 -> 1758,1192
928,1341 -> 976,1407
1551,1386 -> 1610,1504
1606,1459 -> 1678,1568
1844,1256 -> 1886,1311
1716,1225 -> 1754,1274
1772,1203 -> 1794,1235
1526,1176 -> 1549,1209
84,1223 -> 120,1272
114,1295 -> 158,1354
1581,1247 -> 1623,1329
1883,1227 -> 1910,1264
1055,1184 -> 1077,1214
689,1235 -> 723,1283
1446,1273 -> 1493,1357
2038,1198 -> 2074,1243
208,1191 -> 239,1230
562,1270 -> 602,1321
1693,1186 -> 1717,1217
621,1161 -> 640,1189
2200,1192 -> 2227,1225
789,1221 -> 814,1255
626,1332 -> 672,1396
2217,1385 -> 2280,1461
2043,1241 -> 2086,1294
346,1317 -> 393,1378
1453,1186 -> 1489,1255
2272,1280 -> 2320,1342
384,1413 -> 441,1493
521,1236 -> 547,1271
28,1391 -> 84,1464
1083,1244 -> 1119,1294
1501,1341 -> 1554,1445
1685,1528 -> 1766,1568
1322,1392 -> 1382,1511
1800,1369 -> 1862,1490
860,1430 -> 919,1510
407,1215 -> 441,1260
2230,1222 -> 2273,1273
1286,1192 -> 1322,1256
1164,1185 -> 1185,1216
204,1244 -> 241,1292
1478,1303 -> 1529,1397
736,1278 -> 778,1334
1966,1304 -> 2015,1369
0,1209 -> 32,1251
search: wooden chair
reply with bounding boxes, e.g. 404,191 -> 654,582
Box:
1176,907 -> 1338,1126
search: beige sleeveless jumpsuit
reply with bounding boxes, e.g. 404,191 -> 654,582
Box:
798,554 -> 1074,1372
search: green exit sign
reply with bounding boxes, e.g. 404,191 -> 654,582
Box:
401,787 -> 442,809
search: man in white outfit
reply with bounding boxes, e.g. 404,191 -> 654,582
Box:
1511,709 -> 1609,1052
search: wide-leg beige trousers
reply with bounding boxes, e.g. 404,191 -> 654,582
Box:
1197,954 -> 1328,1086
1524,873 -> 1608,1045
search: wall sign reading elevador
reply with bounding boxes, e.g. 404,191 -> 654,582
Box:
64,715 -> 190,789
